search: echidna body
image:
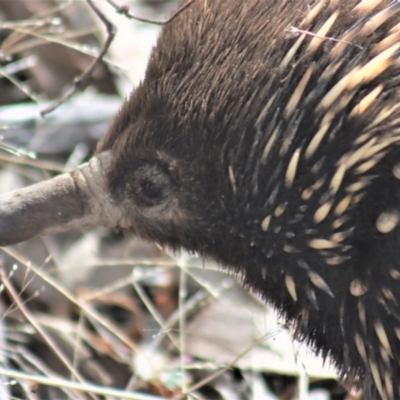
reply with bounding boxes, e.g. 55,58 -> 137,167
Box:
2,0 -> 400,397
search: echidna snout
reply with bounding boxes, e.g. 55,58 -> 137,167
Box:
3,0 -> 400,398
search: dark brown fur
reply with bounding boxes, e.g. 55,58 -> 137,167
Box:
95,0 -> 400,398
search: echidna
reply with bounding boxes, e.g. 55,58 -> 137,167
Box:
3,0 -> 400,397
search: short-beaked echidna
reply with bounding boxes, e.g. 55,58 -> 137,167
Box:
2,0 -> 400,397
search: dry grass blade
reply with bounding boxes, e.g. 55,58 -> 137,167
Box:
106,0 -> 196,25
0,367 -> 164,400
0,269 -> 96,398
40,0 -> 116,116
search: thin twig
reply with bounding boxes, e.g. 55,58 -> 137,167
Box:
4,27 -> 100,57
23,0 -> 194,116
0,0 -> 72,60
0,247 -> 147,360
176,328 -> 283,398
0,153 -> 65,172
132,280 -> 181,351
106,0 -> 196,25
0,269 -> 98,400
1,18 -> 58,56
40,0 -> 116,116
1,26 -> 124,70
0,68 -> 42,103
178,265 -> 188,394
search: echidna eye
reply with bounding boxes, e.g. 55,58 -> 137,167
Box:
139,178 -> 166,204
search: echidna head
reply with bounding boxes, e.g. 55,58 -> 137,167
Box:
90,90 -> 229,258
